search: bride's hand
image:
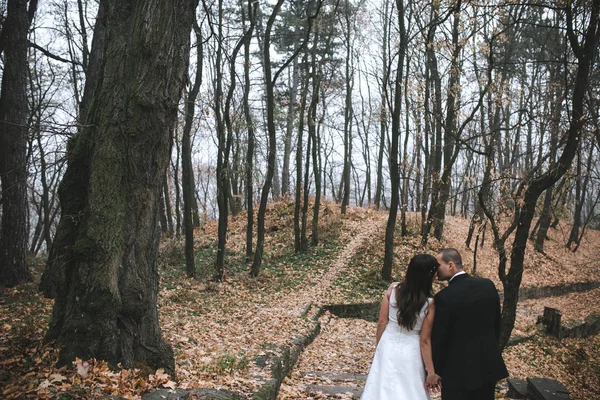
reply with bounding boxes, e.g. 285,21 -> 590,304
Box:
425,373 -> 442,393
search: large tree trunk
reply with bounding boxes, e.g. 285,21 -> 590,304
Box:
0,0 -> 35,287
40,0 -> 195,372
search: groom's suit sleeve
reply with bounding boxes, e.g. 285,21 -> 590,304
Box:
431,293 -> 450,374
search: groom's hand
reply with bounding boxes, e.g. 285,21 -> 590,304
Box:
425,373 -> 442,394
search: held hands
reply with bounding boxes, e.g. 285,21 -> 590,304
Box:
424,373 -> 442,394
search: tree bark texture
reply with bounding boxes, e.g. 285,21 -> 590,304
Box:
40,0 -> 195,373
0,0 -> 33,287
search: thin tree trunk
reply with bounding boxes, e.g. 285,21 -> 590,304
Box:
282,53 -> 298,197
294,54 -> 310,253
309,71 -> 321,246
340,0 -> 353,214
215,0 -> 228,281
251,0 -> 320,276
251,0 -> 286,277
182,18 -> 203,278
429,0 -> 462,242
163,175 -> 174,237
374,0 -> 391,210
243,0 -> 257,262
382,0 -> 406,281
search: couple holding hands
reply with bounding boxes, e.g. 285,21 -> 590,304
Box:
361,249 -> 508,400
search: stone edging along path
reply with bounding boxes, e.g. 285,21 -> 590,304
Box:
251,213 -> 389,400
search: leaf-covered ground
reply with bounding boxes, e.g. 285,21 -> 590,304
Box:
1,201 -> 599,399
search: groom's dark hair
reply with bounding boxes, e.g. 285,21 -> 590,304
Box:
439,248 -> 463,269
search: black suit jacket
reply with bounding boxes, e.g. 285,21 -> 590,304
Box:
432,274 -> 508,391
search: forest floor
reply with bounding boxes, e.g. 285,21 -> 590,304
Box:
1,198 -> 599,399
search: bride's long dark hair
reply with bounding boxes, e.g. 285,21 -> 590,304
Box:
395,254 -> 439,330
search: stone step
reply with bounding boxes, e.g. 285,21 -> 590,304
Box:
527,377 -> 571,400
303,384 -> 363,398
300,370 -> 368,381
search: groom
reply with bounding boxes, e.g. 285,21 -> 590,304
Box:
430,248 -> 508,400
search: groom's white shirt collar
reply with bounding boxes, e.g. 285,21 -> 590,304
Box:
449,271 -> 466,282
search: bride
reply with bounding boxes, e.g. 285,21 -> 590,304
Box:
361,254 -> 441,400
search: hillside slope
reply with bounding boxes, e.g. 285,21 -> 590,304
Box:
1,200 -> 598,399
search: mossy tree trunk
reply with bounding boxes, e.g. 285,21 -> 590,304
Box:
40,0 -> 195,373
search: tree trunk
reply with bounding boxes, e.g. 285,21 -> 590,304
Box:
420,1 -> 442,243
40,0 -> 195,373
567,149 -> 582,248
182,18 -> 203,278
173,134 -> 181,238
78,2 -> 106,128
251,0 -> 320,275
215,0 -> 228,281
309,71 -> 321,246
374,0 -> 391,210
0,0 -> 34,287
382,0 -> 406,281
243,0 -> 257,262
340,0 -> 353,214
159,185 -> 169,236
429,0 -> 462,242
498,1 -> 599,350
294,55 -> 310,253
301,132 -> 312,251
282,53 -> 299,197
568,143 -> 593,249
251,0 -> 286,277
400,56 -> 411,236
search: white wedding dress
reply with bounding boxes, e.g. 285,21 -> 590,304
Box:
361,283 -> 432,400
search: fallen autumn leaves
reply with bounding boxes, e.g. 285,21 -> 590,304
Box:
1,200 -> 599,399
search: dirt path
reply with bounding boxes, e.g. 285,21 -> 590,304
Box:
294,211 -> 388,311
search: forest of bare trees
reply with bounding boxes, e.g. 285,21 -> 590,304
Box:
0,0 -> 599,371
